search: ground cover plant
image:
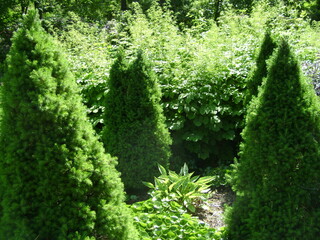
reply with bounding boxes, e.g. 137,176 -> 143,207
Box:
131,164 -> 225,239
0,11 -> 138,239
143,164 -> 214,213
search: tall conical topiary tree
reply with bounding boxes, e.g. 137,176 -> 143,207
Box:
226,39 -> 320,239
0,11 -> 139,240
102,50 -> 171,192
245,31 -> 276,104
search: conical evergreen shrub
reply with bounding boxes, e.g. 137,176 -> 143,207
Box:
226,39 -> 320,239
102,50 -> 171,192
245,31 -> 276,104
0,11 -> 139,240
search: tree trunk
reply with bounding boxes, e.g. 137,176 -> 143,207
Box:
21,0 -> 30,14
214,0 -> 222,25
121,0 -> 127,10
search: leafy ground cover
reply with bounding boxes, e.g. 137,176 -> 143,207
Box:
130,164 -> 223,239
127,164 -> 236,239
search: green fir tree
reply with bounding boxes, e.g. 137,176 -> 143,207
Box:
226,39 -> 320,239
102,50 -> 171,192
0,10 -> 139,240
245,31 -> 276,105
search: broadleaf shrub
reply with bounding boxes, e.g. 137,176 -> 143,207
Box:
51,1 -> 320,171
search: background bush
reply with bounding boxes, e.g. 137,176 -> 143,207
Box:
53,1 -> 320,172
102,50 -> 172,192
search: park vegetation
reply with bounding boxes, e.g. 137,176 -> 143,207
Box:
102,50 -> 171,192
0,10 -> 138,240
0,0 -> 320,239
226,38 -> 320,240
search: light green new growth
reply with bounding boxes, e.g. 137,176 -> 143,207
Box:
0,10 -> 138,240
227,39 -> 320,239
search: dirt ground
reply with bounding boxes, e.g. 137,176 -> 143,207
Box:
197,188 -> 235,229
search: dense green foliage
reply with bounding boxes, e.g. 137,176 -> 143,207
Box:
132,198 -> 220,240
245,31 -> 277,104
102,50 -> 171,192
125,2 -> 320,168
203,165 -> 232,189
131,165 -> 222,239
144,164 -> 214,213
127,3 -> 255,166
0,1 -> 319,239
0,0 -> 120,67
0,11 -> 138,240
51,1 -> 320,171
309,0 -> 320,20
0,0 -> 120,20
226,39 -> 320,239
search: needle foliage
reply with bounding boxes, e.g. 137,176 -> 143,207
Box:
0,10 -> 138,240
226,39 -> 320,239
245,31 -> 277,104
102,50 -> 171,192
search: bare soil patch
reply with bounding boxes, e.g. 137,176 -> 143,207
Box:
197,188 -> 235,229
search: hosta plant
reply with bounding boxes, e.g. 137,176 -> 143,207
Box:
143,164 -> 214,213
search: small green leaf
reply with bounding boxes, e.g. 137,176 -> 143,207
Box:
187,204 -> 196,213
143,181 -> 155,189
180,163 -> 189,176
196,176 -> 214,185
158,164 -> 167,176
191,175 -> 200,182
167,231 -> 176,238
